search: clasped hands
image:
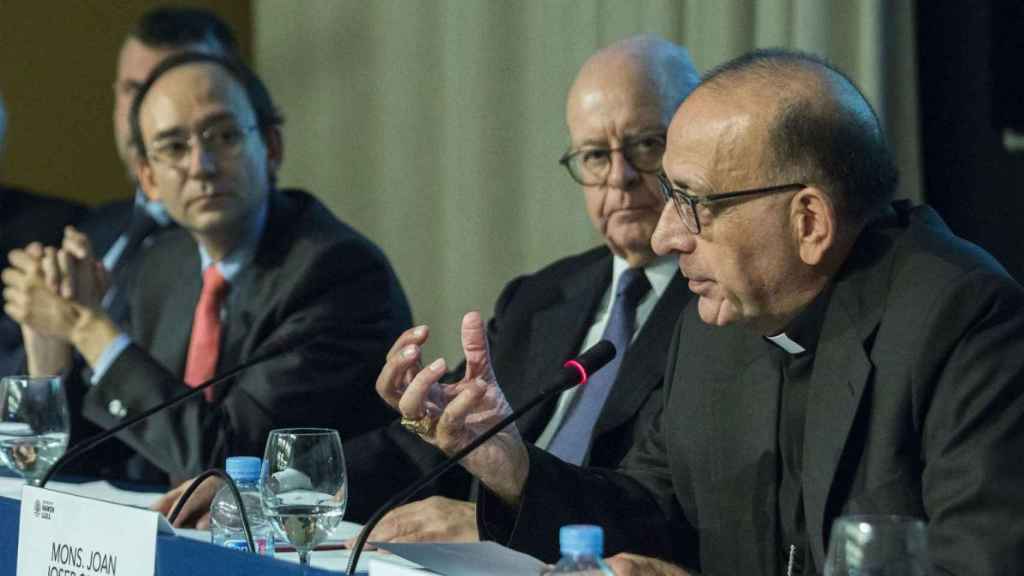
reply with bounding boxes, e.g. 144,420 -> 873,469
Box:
2,226 -> 112,374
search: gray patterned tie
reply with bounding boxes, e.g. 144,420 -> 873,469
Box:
547,267 -> 651,465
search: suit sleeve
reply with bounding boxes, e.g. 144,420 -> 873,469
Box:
82,235 -> 411,481
915,269 -> 1024,575
477,317 -> 698,567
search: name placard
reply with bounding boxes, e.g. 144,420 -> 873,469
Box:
17,485 -> 172,576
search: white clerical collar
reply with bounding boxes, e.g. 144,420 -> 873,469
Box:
766,332 -> 807,355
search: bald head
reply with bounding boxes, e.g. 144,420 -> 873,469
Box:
563,35 -> 699,267
697,49 -> 898,222
568,34 -> 699,129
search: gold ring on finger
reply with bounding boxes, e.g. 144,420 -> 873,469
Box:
400,415 -> 436,436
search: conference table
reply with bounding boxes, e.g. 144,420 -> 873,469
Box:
0,473 -> 430,576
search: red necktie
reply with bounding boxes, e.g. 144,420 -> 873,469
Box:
184,266 -> 229,401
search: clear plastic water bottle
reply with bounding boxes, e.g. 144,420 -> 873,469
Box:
543,525 -> 615,575
210,456 -> 275,556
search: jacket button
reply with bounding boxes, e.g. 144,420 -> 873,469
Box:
107,399 -> 127,418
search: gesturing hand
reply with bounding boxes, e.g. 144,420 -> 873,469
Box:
376,311 -> 530,505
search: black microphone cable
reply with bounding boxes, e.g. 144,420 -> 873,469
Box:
39,337 -> 301,487
168,468 -> 256,554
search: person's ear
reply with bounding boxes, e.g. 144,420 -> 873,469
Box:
261,126 -> 283,175
790,186 -> 836,266
135,155 -> 160,202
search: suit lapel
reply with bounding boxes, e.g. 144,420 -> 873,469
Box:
707,332 -> 782,576
213,192 -> 296,402
517,255 -> 611,436
215,275 -> 258,403
145,239 -> 201,376
802,223 -> 894,564
595,271 -> 689,436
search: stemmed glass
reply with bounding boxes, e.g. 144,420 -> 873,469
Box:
261,428 -> 347,568
0,375 -> 70,486
824,515 -> 929,575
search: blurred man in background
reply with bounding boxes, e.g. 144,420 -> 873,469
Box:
84,6 -> 239,330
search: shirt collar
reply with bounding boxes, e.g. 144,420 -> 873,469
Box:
133,189 -> 172,227
610,254 -> 677,299
765,285 -> 832,356
197,199 -> 268,283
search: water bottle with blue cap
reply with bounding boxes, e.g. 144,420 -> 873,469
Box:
210,456 -> 275,555
543,524 -> 614,574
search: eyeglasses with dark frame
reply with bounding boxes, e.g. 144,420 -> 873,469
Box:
559,133 -> 666,186
657,173 -> 805,235
147,122 -> 260,170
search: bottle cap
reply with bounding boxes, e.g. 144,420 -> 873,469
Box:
225,456 -> 262,482
559,524 -> 604,556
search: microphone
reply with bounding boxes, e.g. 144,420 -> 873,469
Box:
345,339 -> 616,574
38,337 -> 303,487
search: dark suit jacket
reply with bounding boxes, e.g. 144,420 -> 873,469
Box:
78,189 -> 412,484
482,204 -> 1024,575
0,186 -> 87,375
345,246 -> 690,521
77,198 -> 134,257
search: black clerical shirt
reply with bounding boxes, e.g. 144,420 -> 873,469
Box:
767,286 -> 832,576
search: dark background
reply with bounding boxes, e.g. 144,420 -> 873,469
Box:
917,0 -> 1024,282
0,1 -> 251,206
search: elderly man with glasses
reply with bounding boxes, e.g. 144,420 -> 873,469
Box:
2,53 -> 411,486
288,35 -> 698,542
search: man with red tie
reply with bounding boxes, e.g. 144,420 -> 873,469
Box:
2,53 -> 411,485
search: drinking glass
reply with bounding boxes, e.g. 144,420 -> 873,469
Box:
824,515 -> 929,576
0,375 -> 70,486
260,428 -> 347,568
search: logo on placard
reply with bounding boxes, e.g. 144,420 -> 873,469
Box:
34,498 -> 55,520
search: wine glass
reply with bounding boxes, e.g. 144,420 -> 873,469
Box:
824,514 -> 929,575
260,428 -> 347,568
0,375 -> 70,486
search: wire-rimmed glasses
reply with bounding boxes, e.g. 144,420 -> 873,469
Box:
146,121 -> 259,170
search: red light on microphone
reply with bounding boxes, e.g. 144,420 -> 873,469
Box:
563,359 -> 589,386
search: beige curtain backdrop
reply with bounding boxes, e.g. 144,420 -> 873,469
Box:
254,0 -> 921,361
